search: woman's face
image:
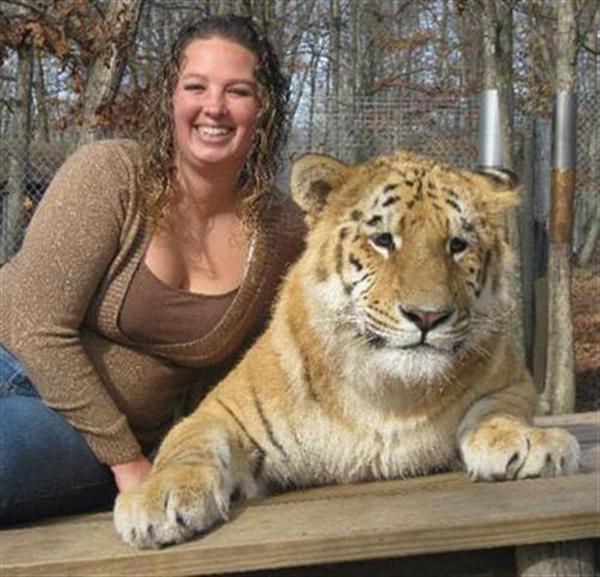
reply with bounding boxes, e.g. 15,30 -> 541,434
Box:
172,37 -> 261,175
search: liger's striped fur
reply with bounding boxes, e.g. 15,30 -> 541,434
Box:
115,150 -> 580,549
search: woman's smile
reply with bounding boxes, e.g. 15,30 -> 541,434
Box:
172,38 -> 260,172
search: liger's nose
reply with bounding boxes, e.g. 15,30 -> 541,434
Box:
399,307 -> 454,332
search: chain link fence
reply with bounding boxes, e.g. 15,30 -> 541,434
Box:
1,93 -> 598,264
290,95 -> 480,166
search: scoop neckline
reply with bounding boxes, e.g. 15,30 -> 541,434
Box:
139,260 -> 240,299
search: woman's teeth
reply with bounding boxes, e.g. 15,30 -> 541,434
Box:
198,126 -> 232,136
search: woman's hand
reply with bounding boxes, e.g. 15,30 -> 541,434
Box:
111,456 -> 153,493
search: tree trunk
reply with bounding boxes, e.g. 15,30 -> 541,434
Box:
0,43 -> 33,264
34,50 -> 50,142
578,210 -> 599,266
329,0 -> 341,157
577,7 -> 599,267
541,0 -> 578,415
76,0 -> 144,146
479,0 -> 527,366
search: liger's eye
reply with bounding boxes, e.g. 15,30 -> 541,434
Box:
370,233 -> 395,251
449,237 -> 469,255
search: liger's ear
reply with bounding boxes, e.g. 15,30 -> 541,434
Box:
473,166 -> 520,219
474,166 -> 519,190
290,154 -> 350,219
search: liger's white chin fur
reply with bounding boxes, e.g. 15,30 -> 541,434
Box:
304,269 -> 511,390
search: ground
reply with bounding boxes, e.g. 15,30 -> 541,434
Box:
573,265 -> 600,412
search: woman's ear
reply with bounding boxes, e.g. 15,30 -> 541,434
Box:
290,154 -> 350,219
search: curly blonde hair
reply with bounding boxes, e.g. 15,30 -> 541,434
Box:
137,15 -> 290,230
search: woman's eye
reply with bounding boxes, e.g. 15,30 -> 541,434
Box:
449,237 -> 469,255
184,84 -> 206,92
370,233 -> 395,251
229,87 -> 252,97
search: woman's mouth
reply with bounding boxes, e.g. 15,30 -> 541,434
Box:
195,125 -> 234,138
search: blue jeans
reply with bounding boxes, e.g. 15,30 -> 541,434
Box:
0,345 -> 118,525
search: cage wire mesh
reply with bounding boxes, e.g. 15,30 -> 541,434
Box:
0,93 -> 598,264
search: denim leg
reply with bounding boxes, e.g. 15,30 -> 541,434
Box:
0,346 -> 118,525
0,344 -> 39,398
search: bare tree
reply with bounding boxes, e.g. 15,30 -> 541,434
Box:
539,0 -> 579,415
478,0 -> 527,364
76,0 -> 144,145
0,41 -> 33,264
577,6 -> 600,266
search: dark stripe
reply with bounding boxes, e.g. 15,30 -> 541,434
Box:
479,249 -> 492,291
216,399 -> 266,457
366,215 -> 383,226
445,198 -> 462,212
339,226 -> 350,240
349,253 -> 363,271
382,196 -> 400,207
415,179 -> 423,200
250,386 -> 288,459
368,306 -> 396,323
351,209 -> 363,221
349,272 -> 372,289
335,241 -> 344,276
298,345 -> 319,403
406,200 -> 415,209
384,183 -> 400,192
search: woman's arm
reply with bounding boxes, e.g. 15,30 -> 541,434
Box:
2,140 -> 144,466
112,457 -> 153,492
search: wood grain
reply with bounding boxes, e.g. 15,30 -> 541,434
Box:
1,412 -> 598,577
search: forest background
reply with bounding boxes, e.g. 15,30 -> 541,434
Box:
0,0 -> 598,414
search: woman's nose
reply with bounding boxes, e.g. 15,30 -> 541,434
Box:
202,89 -> 226,115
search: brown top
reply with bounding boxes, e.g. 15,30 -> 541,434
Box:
119,261 -> 238,344
0,139 -> 306,465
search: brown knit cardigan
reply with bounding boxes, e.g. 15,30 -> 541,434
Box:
0,140 -> 306,465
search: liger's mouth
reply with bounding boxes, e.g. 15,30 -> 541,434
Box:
363,328 -> 463,354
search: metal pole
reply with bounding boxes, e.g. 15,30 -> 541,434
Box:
550,91 -> 577,245
478,89 -> 504,168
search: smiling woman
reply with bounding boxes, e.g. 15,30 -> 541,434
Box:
0,15 -> 305,525
173,38 -> 260,173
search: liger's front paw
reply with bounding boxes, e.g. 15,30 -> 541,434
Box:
460,417 -> 580,481
114,464 -> 231,549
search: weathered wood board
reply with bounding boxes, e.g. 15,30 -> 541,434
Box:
1,412 -> 598,577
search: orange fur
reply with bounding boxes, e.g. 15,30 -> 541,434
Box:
115,150 -> 579,549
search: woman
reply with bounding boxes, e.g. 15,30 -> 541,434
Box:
0,15 -> 305,524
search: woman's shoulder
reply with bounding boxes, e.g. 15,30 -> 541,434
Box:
36,138 -> 146,221
55,139 -> 144,199
68,138 -> 142,167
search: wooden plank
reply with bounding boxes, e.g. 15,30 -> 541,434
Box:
1,412 -> 598,577
1,473 -> 597,577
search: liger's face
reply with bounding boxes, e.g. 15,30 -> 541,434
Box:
172,37 -> 261,174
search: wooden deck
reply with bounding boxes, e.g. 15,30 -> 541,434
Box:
1,411 -> 598,577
